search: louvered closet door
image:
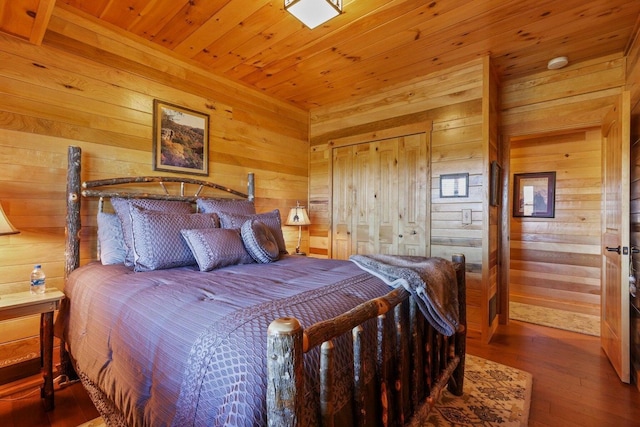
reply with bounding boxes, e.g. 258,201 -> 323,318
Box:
331,132 -> 428,259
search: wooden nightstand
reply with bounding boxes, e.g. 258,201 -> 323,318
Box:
0,288 -> 65,411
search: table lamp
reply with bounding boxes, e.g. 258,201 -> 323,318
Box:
0,201 -> 19,301
0,202 -> 19,235
285,201 -> 311,255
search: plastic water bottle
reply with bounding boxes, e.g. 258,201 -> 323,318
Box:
30,264 -> 46,295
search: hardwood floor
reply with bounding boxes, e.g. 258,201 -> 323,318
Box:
0,320 -> 638,426
467,320 -> 640,427
0,375 -> 98,427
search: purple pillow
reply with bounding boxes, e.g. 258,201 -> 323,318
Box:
111,198 -> 195,266
128,207 -> 218,272
197,198 -> 256,215
181,228 -> 254,271
218,210 -> 287,254
240,220 -> 280,264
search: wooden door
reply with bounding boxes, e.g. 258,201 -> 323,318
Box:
398,133 -> 429,256
376,138 -> 399,254
353,143 -> 376,255
331,131 -> 429,259
601,91 -> 630,383
332,145 -> 353,260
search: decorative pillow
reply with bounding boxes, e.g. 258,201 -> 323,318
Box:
97,212 -> 126,265
128,207 -> 218,272
111,198 -> 195,266
197,198 -> 256,215
240,220 -> 280,263
181,228 -> 254,271
218,210 -> 287,254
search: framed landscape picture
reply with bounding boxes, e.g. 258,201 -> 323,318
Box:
512,172 -> 556,218
153,100 -> 209,176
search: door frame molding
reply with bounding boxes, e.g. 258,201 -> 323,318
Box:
328,122 -> 432,149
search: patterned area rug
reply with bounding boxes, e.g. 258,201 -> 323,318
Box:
77,418 -> 105,427
509,301 -> 600,336
410,354 -> 532,427
80,355 -> 532,427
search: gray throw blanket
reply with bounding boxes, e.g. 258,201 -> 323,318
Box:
350,254 -> 459,336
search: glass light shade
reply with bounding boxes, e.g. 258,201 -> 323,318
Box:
284,0 -> 342,29
0,202 -> 19,235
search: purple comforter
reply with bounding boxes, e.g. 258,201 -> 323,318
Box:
64,255 -> 392,426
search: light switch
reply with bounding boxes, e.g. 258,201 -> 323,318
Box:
462,209 -> 472,225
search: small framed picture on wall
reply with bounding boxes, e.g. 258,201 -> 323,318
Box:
512,171 -> 556,218
440,173 -> 469,198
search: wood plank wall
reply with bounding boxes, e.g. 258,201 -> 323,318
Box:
500,54 -> 626,318
509,129 -> 602,315
0,7 -> 308,365
309,58 -> 492,340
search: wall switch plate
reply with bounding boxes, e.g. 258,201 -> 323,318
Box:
462,209 -> 472,225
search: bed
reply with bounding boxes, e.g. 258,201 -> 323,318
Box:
57,145 -> 467,426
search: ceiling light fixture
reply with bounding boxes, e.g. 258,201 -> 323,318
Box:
284,0 -> 342,29
547,56 -> 569,70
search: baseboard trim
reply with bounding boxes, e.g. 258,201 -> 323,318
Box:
0,358 -> 40,386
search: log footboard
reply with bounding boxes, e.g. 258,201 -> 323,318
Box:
267,254 -> 466,426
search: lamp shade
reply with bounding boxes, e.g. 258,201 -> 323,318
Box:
0,202 -> 19,235
285,203 -> 311,226
284,0 -> 342,29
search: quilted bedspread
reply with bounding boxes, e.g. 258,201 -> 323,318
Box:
350,254 -> 459,336
64,255 -> 396,426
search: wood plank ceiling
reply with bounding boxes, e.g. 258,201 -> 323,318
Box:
1,0 -> 639,110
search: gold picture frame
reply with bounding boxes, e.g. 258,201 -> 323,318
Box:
153,100 -> 209,176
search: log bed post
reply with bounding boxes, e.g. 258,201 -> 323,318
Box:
352,325 -> 366,426
267,316 -> 304,426
319,340 -> 335,426
450,253 -> 466,396
58,145 -> 82,381
248,172 -> 255,201
65,146 -> 81,280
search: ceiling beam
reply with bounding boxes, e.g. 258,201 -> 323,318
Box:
30,0 -> 56,45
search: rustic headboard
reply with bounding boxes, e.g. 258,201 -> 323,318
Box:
64,145 -> 255,280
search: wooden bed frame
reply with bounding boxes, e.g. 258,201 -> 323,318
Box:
61,145 -> 466,426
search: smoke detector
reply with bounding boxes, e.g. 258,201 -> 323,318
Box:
547,56 -> 569,70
